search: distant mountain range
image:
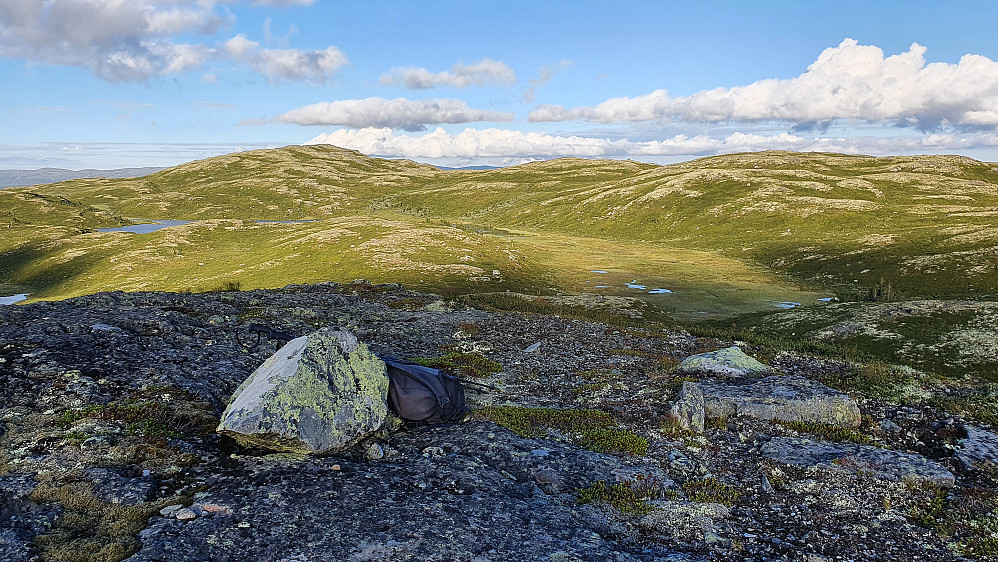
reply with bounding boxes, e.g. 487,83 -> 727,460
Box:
0,167 -> 164,188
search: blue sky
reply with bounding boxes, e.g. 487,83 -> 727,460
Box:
2,0 -> 998,169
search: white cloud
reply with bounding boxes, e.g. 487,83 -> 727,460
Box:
0,0 -> 341,82
304,126 -> 996,161
276,98 -> 514,130
223,33 -> 348,82
0,0 -> 223,81
379,58 -> 516,89
529,39 -> 998,129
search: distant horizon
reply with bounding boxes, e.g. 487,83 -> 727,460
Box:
4,145 -> 998,176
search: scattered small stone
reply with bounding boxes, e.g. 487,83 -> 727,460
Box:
421,446 -> 445,458
364,443 -> 385,461
175,508 -> 199,521
159,504 -> 183,518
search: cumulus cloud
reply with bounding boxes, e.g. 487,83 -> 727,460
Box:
276,98 -> 514,130
379,58 -> 516,89
0,0 -> 222,81
529,39 -> 998,129
304,127 -> 994,161
0,0 -> 341,82
223,33 -> 348,82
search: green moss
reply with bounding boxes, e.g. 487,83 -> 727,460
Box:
414,351 -> 502,378
683,478 -> 743,506
577,480 -> 654,515
30,479 -> 189,562
772,419 -> 871,444
478,406 -> 648,456
816,360 -> 919,402
907,483 -> 998,558
58,387 -> 218,439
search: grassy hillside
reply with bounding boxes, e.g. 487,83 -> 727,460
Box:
2,145 -> 996,313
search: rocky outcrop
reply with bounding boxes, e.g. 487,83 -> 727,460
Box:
956,425 -> 998,469
761,436 -> 956,487
0,284 -> 985,562
216,328 -> 389,455
671,376 -> 861,431
674,345 -> 769,377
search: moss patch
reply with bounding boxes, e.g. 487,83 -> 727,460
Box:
478,406 -> 648,456
577,480 -> 654,515
682,478 -> 743,506
414,351 -> 502,378
30,478 -> 188,562
58,387 -> 217,439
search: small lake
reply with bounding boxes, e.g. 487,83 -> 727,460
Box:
98,220 -> 191,234
585,274 -> 674,295
0,293 -> 28,305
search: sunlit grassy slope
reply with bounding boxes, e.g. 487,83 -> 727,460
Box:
2,145 -> 996,311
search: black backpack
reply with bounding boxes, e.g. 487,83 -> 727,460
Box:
381,358 -> 471,424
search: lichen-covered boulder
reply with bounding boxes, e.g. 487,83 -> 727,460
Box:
216,328 -> 388,455
675,346 -> 769,377
671,376 -> 861,432
670,382 -> 705,432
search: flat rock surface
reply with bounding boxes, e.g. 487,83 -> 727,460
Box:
130,422 -> 690,562
761,436 -> 956,488
681,376 -> 862,428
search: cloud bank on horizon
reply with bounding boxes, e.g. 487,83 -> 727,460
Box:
2,1 -> 998,168
300,39 -> 998,163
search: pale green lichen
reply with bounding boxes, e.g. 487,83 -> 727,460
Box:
217,328 -> 388,454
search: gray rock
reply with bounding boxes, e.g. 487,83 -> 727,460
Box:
159,504 -> 184,518
956,425 -> 998,469
672,376 -> 860,432
85,468 -> 156,505
675,346 -> 769,377
639,501 -> 730,547
761,436 -> 955,487
216,328 -> 389,455
670,381 -> 705,432
176,507 -> 199,521
127,422 -> 686,561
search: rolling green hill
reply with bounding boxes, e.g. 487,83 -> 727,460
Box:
4,145 -> 996,302
3,145 -> 998,377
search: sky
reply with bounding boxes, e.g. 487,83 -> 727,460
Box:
3,0 -> 998,170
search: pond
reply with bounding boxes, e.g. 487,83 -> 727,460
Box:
98,220 -> 191,234
0,293 -> 28,305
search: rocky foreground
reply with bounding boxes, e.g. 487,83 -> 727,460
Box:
2,282 -> 998,561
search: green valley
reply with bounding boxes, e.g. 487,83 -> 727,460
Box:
1,145 -> 996,377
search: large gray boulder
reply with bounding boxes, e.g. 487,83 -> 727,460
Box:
217,328 -> 389,455
675,346 -> 769,377
671,376 -> 861,431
